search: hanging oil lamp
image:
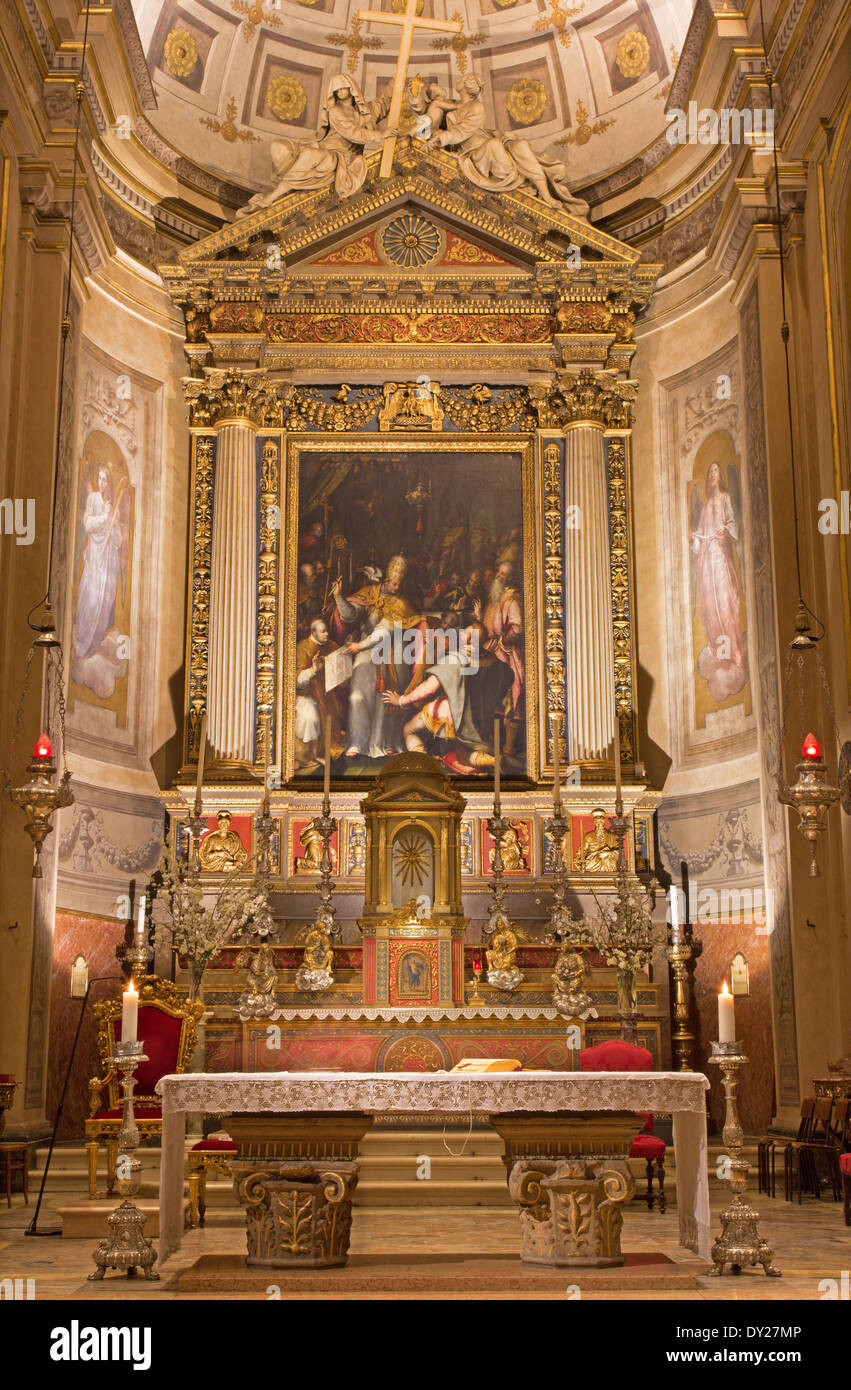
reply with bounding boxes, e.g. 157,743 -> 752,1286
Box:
10,731 -> 74,878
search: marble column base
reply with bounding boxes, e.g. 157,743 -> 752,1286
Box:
508,1157 -> 635,1267
232,1159 -> 360,1268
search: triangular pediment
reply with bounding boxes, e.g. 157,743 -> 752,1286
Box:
176,145 -> 639,272
300,219 -> 522,273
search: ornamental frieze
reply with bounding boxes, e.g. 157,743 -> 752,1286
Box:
262,312 -> 553,346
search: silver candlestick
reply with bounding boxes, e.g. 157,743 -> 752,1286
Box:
543,803 -> 572,943
313,808 -> 340,940
185,810 -> 207,866
483,811 -> 511,939
707,1041 -> 780,1278
89,1041 -> 159,1281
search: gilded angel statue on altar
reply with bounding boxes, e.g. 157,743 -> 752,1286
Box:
237,74 -> 389,216
409,73 -> 589,216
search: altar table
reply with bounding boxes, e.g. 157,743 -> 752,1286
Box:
156,1071 -> 711,1265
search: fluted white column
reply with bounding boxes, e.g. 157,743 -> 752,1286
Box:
207,420 -> 257,763
564,422 -> 615,763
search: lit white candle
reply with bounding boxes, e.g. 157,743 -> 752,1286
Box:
718,980 -> 735,1044
121,980 -> 138,1043
493,717 -> 501,816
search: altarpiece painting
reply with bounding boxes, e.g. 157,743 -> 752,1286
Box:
284,438 -> 537,784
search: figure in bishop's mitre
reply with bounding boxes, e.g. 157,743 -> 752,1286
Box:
573,808 -> 620,873
198,810 -> 248,872
410,73 -> 589,216
237,74 -> 389,216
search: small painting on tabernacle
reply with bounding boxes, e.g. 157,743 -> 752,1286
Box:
288,445 -> 533,782
397,950 -> 431,999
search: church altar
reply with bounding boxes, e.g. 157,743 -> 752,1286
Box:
157,1070 -> 711,1266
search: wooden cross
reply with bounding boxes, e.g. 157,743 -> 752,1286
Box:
355,0 -> 462,179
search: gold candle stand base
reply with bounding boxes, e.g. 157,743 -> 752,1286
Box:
89,1043 -> 159,1282
707,1043 -> 780,1278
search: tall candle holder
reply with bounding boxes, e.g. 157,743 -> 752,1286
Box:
89,1041 -> 159,1281
483,810 -> 511,940
707,1041 -> 780,1278
185,811 -> 207,867
543,803 -> 573,943
665,930 -> 702,1071
123,924 -> 154,981
313,808 -> 340,941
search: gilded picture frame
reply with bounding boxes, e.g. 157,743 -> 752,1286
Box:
281,434 -> 539,788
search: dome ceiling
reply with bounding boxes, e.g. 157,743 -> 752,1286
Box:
130,0 -> 695,199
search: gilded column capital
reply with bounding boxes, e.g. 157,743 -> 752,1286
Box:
556,369 -> 636,430
182,368 -> 285,428
527,372 -> 636,431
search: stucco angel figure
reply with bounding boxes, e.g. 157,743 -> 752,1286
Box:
410,74 -> 589,216
237,74 -> 390,216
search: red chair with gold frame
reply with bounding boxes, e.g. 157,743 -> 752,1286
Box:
580,1038 -> 667,1213
85,976 -> 204,1199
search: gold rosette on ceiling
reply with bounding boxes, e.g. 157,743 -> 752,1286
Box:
507,78 -> 547,125
266,74 -> 308,122
616,29 -> 650,79
164,27 -> 198,78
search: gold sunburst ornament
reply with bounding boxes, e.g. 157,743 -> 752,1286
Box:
164,28 -> 198,78
616,29 -> 650,79
381,214 -> 441,269
393,833 -> 431,888
507,78 -> 547,125
266,75 -> 307,122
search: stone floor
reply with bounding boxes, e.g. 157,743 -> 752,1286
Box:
1,1185 -> 848,1300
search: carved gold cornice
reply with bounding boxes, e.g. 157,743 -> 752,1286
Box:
180,377 -> 639,434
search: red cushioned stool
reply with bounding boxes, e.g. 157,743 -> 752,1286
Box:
188,1138 -> 238,1226
840,1152 -> 851,1226
580,1039 -> 667,1213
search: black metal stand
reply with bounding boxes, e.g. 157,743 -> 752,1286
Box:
26,974 -> 120,1237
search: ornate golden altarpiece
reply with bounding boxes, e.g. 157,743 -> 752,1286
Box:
159,140 -> 669,1071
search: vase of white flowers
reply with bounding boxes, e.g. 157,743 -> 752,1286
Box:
588,869 -> 661,1045
154,846 -> 266,1003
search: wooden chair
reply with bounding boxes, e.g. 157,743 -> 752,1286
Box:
789,1099 -> 849,1204
758,1098 -> 815,1198
580,1039 -> 666,1213
187,1138 -> 237,1226
784,1096 -> 834,1203
840,1153 -> 851,1226
0,1143 -> 28,1207
85,976 -> 204,1199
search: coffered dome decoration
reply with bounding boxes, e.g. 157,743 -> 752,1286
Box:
130,0 -> 694,194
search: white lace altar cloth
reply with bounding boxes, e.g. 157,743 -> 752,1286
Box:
156,1071 -> 711,1263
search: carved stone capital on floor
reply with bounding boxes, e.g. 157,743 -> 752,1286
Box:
232,1160 -> 360,1268
508,1156 -> 635,1267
